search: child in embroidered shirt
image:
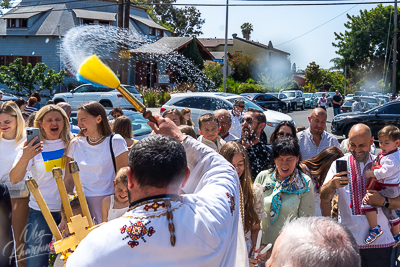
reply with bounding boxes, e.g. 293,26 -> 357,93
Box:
101,167 -> 129,222
363,125 -> 400,246
197,113 -> 226,152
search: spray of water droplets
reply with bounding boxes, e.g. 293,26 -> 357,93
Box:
61,25 -> 214,90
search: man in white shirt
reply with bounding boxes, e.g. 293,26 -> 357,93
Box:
214,109 -> 239,142
320,124 -> 394,266
230,98 -> 245,138
66,115 -> 240,267
297,107 -> 340,160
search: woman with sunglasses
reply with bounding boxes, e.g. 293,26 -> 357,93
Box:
269,121 -> 297,145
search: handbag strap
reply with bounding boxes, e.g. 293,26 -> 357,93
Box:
109,133 -> 117,173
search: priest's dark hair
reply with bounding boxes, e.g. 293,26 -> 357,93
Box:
128,134 -> 187,188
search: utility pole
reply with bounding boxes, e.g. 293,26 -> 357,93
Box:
124,0 -> 130,29
223,0 -> 229,93
393,0 -> 398,96
118,0 -> 124,28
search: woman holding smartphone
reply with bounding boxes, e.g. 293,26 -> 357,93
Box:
0,101 -> 29,267
10,105 -> 72,267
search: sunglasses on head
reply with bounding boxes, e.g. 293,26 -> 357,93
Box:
277,132 -> 293,138
240,117 -> 258,124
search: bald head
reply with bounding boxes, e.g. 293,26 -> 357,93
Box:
349,123 -> 372,139
56,102 -> 72,117
310,107 -> 327,119
214,109 -> 231,137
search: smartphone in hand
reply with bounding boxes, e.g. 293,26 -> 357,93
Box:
26,127 -> 40,146
336,159 -> 348,185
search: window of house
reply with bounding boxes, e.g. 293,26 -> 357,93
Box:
0,55 -> 42,66
82,19 -> 95,25
149,27 -> 155,36
98,20 -> 110,26
6,19 -> 28,28
156,29 -> 163,37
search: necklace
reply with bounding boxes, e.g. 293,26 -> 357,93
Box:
87,135 -> 104,144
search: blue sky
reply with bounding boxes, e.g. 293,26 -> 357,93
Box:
176,0 -> 388,70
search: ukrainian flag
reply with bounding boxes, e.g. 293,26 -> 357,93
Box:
42,148 -> 65,172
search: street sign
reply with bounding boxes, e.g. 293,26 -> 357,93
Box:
221,65 -> 232,76
212,59 -> 224,64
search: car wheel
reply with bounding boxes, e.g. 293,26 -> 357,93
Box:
329,102 -> 332,107
53,98 -> 65,104
301,103 -> 305,110
344,125 -> 354,139
293,103 -> 297,111
277,107 -> 283,113
100,101 -> 112,108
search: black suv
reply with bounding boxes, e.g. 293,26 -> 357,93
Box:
331,101 -> 400,138
240,93 -> 288,113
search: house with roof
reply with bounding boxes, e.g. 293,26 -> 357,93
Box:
130,36 -> 213,88
198,34 -> 290,68
0,0 -> 172,92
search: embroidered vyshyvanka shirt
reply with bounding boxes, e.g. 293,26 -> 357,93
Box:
323,154 -> 396,249
66,137 -> 240,267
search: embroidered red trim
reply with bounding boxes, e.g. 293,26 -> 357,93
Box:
121,220 -> 155,248
226,192 -> 235,215
143,201 -> 166,212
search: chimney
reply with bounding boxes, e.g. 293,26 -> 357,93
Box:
268,41 -> 273,48
232,33 -> 237,38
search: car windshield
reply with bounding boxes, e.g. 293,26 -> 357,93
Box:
343,101 -> 353,106
362,98 -> 377,103
303,93 -> 313,98
125,113 -> 152,136
283,92 -> 295,97
314,92 -> 325,97
124,86 -> 140,94
227,97 -> 263,111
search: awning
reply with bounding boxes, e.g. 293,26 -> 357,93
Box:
73,9 -> 116,22
1,6 -> 53,19
130,15 -> 168,31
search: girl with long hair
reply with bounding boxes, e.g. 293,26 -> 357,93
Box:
300,146 -> 344,216
65,101 -> 128,224
162,108 -> 185,126
10,104 -> 72,267
181,108 -> 195,126
0,101 -> 29,267
113,115 -> 135,150
269,121 -> 297,145
220,141 -> 267,257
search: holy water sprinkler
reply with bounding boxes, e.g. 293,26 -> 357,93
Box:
77,55 -> 158,125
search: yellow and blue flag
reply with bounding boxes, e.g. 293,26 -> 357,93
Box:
42,148 -> 65,172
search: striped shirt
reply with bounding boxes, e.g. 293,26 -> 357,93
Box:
25,105 -> 37,115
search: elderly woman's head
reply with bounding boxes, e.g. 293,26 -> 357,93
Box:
272,137 -> 301,179
270,121 -> 297,144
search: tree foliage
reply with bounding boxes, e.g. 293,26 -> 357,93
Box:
133,0 -> 205,37
305,61 -> 322,92
181,38 -> 204,70
229,51 -> 256,82
332,4 -> 399,88
203,62 -> 223,88
0,0 -> 11,15
0,58 -> 66,96
241,22 -> 253,39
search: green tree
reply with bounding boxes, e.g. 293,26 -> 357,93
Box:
332,4 -> 399,88
305,61 -> 322,92
182,37 -> 204,70
134,0 -> 205,36
0,58 -> 66,96
229,51 -> 256,82
0,0 -> 11,14
203,62 -> 223,88
241,22 -> 253,40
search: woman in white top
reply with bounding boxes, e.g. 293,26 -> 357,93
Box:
220,142 -> 267,263
0,101 -> 29,266
318,93 -> 328,110
300,146 -> 343,216
10,104 -> 72,267
65,101 -> 128,225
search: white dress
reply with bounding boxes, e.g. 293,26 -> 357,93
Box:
107,195 -> 129,221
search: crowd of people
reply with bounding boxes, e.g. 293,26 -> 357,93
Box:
1,92 -> 400,267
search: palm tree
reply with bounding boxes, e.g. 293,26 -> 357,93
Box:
241,23 -> 253,40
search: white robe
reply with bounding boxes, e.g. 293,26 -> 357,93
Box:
66,137 -> 240,267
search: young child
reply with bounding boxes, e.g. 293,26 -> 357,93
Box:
101,167 -> 129,222
363,125 -> 400,246
197,113 -> 226,152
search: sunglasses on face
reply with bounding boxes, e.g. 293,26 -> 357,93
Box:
240,117 -> 258,124
238,105 -> 245,108
277,132 -> 293,138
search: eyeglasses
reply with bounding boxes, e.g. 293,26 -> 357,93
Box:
238,105 -> 245,108
277,132 -> 293,138
240,117 -> 258,124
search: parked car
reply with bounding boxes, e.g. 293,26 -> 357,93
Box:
354,91 -> 376,97
0,90 -> 18,102
314,92 -> 332,107
52,84 -> 143,110
282,90 -> 305,111
70,109 -> 151,140
359,96 -> 380,108
303,93 -> 318,108
340,99 -> 371,113
331,101 -> 400,138
160,92 -> 295,141
240,93 -> 288,113
269,93 -> 292,112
